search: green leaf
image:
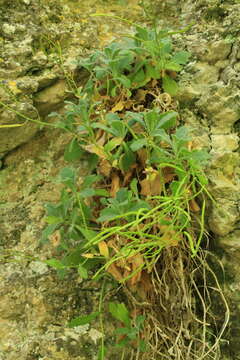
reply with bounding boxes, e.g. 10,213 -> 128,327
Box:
172,51 -> 191,65
150,147 -> 172,164
68,312 -> 100,327
119,148 -> 136,172
130,200 -> 151,212
62,250 -> 84,266
130,178 -> 139,198
162,76 -> 179,95
82,174 -> 102,189
104,138 -> 123,153
95,66 -> 108,80
109,302 -> 131,327
145,64 -> 159,79
64,138 -> 83,162
127,328 -> 138,340
94,189 -> 109,197
131,68 -> 146,85
174,126 -> 191,142
161,38 -> 172,54
135,25 -> 151,41
130,138 -> 147,151
78,264 -> 88,279
40,223 -> 59,243
97,208 -> 120,222
77,226 -> 98,240
58,167 -> 76,188
189,149 -> 211,166
165,61 -> 182,72
110,121 -> 127,138
79,188 -> 96,197
106,113 -> 120,123
157,111 -> 178,130
116,76 -> 132,89
45,258 -> 66,269
45,216 -> 63,225
87,154 -> 99,171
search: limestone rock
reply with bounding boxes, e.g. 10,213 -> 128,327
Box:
196,84 -> 240,134
208,199 -> 239,236
34,79 -> 67,115
0,102 -> 39,157
211,134 -> 239,152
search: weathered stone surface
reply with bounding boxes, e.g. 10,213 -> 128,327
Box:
211,134 -> 239,152
198,40 -> 232,64
208,199 -> 239,236
0,102 -> 39,158
193,62 -> 219,84
196,85 -> 240,134
34,79 -> 67,115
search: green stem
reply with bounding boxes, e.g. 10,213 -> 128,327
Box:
0,100 -> 56,127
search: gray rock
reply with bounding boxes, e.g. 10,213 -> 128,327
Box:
211,134 -> 239,152
208,199 -> 239,236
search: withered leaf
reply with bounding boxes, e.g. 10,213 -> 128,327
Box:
111,101 -> 124,113
140,170 -> 162,196
189,199 -> 200,212
99,159 -> 112,177
83,144 -> 106,159
134,89 -> 148,102
110,173 -> 121,197
161,228 -> 182,247
127,253 -> 144,286
137,148 -> 147,168
95,129 -> 106,146
107,263 -> 123,282
162,166 -> 175,183
98,241 -> 109,258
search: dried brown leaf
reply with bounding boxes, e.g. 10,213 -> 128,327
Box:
110,173 -> 120,197
161,228 -> 182,247
122,165 -> 136,186
107,263 -> 123,282
140,170 -> 162,196
162,166 -> 175,183
189,199 -> 200,212
99,159 -> 112,177
95,129 -> 106,146
137,148 -> 147,168
128,254 -> 144,286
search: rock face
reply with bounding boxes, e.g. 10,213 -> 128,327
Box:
1,0 -> 240,359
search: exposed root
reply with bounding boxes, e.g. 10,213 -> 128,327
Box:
125,240 -> 229,359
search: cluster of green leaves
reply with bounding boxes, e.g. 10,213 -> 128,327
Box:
42,99 -> 210,280
109,302 -> 146,351
78,25 -> 190,96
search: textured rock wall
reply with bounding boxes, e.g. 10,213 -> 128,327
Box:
1,0 -> 240,359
